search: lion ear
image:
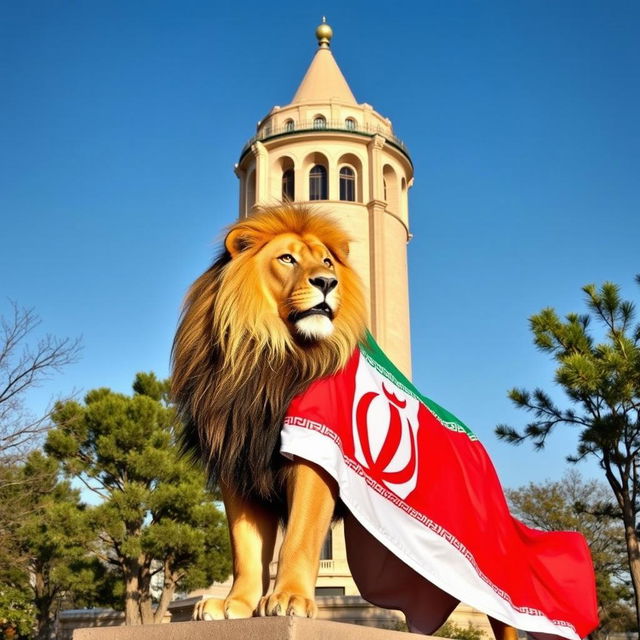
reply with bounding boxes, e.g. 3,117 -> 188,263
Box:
224,228 -> 258,258
331,240 -> 351,263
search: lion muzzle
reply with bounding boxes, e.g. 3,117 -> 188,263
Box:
309,276 -> 337,296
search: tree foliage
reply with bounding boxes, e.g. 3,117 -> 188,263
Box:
507,471 -> 635,635
45,373 -> 231,625
0,302 -> 83,638
0,451 -> 116,640
496,279 -> 640,628
0,301 -> 81,554
0,584 -> 35,639
434,621 -> 486,640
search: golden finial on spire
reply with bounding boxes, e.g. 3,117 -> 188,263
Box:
315,17 -> 333,48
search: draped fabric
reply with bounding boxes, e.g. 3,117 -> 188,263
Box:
280,334 -> 598,639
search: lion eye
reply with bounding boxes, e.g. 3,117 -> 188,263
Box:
323,258 -> 333,268
278,254 -> 296,265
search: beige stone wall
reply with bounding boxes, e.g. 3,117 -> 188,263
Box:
315,521 -> 360,597
378,210 -> 412,375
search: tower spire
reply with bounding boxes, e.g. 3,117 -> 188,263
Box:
291,20 -> 356,105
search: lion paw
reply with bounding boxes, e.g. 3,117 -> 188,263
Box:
258,592 -> 317,618
193,596 -> 255,621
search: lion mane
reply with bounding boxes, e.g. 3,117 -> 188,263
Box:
171,204 -> 366,513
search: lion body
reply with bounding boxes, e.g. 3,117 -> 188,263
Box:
172,205 -> 519,639
171,205 -> 366,514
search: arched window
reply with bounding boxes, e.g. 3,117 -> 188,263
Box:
313,116 -> 327,129
345,118 -> 356,131
284,119 -> 295,132
309,165 -> 327,200
282,169 -> 294,201
382,164 -> 399,213
339,167 -> 356,202
383,178 -> 388,202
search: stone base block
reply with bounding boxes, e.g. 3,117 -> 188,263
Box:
73,617 -> 420,640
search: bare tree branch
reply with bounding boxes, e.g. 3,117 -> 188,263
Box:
0,301 -> 81,459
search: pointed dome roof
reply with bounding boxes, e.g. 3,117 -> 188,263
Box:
291,20 -> 358,105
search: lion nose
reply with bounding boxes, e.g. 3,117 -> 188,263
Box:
309,276 -> 338,296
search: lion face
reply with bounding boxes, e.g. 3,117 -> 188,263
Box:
219,206 -> 366,353
173,205 -> 367,418
253,232 -> 341,341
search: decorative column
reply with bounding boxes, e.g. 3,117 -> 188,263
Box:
251,141 -> 269,205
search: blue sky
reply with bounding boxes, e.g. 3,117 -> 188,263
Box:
1,1 -> 638,490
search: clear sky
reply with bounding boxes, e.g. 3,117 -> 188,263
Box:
1,1 -> 638,490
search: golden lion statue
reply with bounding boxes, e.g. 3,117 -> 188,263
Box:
171,204 -> 516,640
171,204 -> 366,619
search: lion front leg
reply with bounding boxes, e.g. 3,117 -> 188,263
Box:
194,485 -> 278,621
259,460 -> 337,618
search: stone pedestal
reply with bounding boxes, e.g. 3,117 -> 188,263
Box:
73,617 -> 422,640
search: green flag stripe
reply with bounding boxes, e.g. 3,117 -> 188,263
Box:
359,332 -> 478,441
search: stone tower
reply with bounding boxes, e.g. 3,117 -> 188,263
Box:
234,19 -> 414,377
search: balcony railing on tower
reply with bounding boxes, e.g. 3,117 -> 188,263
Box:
239,120 -> 411,161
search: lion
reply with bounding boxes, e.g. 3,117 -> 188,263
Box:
171,203 -> 367,620
171,203 -> 517,640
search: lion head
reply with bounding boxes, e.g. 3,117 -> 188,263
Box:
171,204 -> 366,502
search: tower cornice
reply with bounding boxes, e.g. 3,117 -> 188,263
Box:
291,20 -> 357,105
238,123 -> 412,168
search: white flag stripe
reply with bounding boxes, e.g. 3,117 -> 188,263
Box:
352,356 -> 421,499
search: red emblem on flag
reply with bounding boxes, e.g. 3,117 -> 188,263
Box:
355,383 -> 418,488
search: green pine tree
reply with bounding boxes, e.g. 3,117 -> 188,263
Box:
45,373 -> 231,625
0,584 -> 35,639
496,278 -> 640,628
0,451 -> 115,640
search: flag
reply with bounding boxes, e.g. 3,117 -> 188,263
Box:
280,334 -> 598,639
